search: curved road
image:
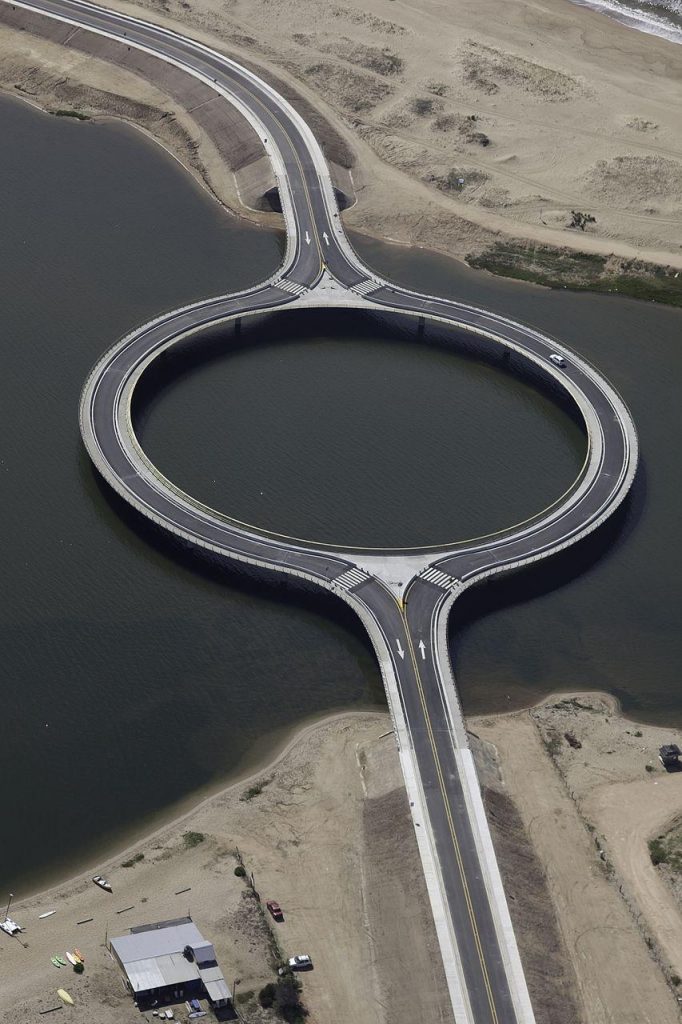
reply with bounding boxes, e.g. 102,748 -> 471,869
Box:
4,2 -> 638,1021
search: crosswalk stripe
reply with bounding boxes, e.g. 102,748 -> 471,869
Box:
354,279 -> 381,296
277,279 -> 307,295
419,567 -> 459,590
333,567 -> 371,591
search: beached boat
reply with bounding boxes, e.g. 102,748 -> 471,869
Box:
51,957 -> 62,968
92,875 -> 112,892
39,910 -> 57,920
57,989 -> 74,1005
55,956 -> 67,967
0,917 -> 22,935
66,952 -> 79,967
74,948 -> 84,963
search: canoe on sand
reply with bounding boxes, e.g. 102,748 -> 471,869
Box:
57,989 -> 74,1005
74,949 -> 84,963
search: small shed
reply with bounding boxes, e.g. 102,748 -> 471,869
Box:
658,744 -> 681,768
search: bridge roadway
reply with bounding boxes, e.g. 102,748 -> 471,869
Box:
6,0 -> 639,1019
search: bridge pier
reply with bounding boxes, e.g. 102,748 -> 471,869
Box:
234,317 -> 242,338
417,316 -> 425,340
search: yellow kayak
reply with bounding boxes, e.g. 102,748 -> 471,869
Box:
57,989 -> 74,1005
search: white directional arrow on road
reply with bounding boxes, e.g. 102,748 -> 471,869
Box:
396,640 -> 405,660
305,231 -> 311,245
323,231 -> 330,245
418,640 -> 427,660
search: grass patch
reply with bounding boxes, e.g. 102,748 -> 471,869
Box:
241,776 -> 273,802
183,830 -> 205,848
53,109 -> 90,120
121,852 -> 145,868
468,243 -> 682,307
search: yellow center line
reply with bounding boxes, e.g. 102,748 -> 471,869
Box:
400,604 -> 500,1024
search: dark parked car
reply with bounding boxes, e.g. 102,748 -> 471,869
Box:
266,899 -> 284,922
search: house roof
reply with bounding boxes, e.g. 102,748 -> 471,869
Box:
111,917 -> 231,1001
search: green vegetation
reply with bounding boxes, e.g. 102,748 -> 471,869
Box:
468,243 -> 682,308
648,837 -> 669,866
259,975 -> 308,1023
73,961 -> 85,974
53,109 -> 90,120
182,830 -> 205,848
645,764 -> 655,773
241,776 -> 273,802
121,852 -> 145,868
236,989 -> 255,1005
648,822 -> 682,871
671,974 -> 681,987
234,865 -> 247,878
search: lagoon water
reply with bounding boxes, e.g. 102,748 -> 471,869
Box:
1,92 -> 682,895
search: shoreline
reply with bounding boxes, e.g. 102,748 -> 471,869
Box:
11,707 -> 383,908
567,0 -> 682,47
11,688 -> 657,913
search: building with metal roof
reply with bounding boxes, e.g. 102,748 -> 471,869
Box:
110,917 -> 231,1009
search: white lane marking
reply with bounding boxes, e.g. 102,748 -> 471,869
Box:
396,639 -> 405,660
323,231 -> 330,245
419,639 -> 427,660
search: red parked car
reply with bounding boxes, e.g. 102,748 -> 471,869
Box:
266,899 -> 284,922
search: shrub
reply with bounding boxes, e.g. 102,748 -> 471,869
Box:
649,838 -> 668,865
73,961 -> 85,974
564,731 -> 582,749
121,852 -> 144,868
183,831 -> 205,848
568,210 -> 597,231
234,865 -> 247,878
672,974 -> 681,987
412,97 -> 434,116
53,109 -> 90,120
645,764 -> 655,773
259,982 -> 277,1009
241,776 -> 273,801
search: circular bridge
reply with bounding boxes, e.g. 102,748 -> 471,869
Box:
9,1 -> 638,1023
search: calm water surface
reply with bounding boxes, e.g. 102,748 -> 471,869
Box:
1,92 -> 681,895
138,311 -> 584,549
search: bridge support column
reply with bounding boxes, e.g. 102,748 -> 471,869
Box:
417,316 -> 425,340
234,317 -> 242,338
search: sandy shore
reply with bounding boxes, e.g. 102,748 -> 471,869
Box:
2,0 -> 682,274
6,697 -> 682,1022
0,712 -> 454,1024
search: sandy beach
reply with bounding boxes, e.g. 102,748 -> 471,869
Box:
2,0 -> 682,275
4,697 -> 682,1022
